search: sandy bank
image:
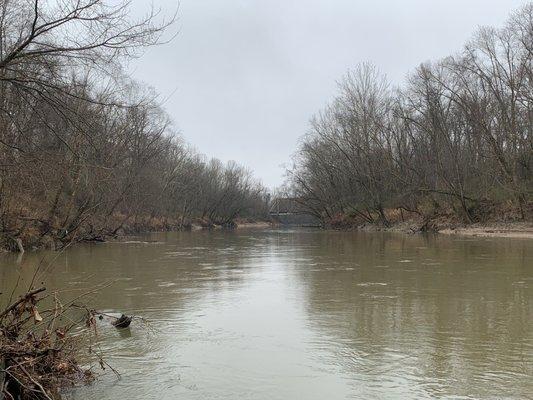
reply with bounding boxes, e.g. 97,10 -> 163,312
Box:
438,222 -> 533,239
329,213 -> 533,240
235,221 -> 273,229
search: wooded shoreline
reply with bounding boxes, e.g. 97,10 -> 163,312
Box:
0,1 -> 270,255
285,5 -> 532,231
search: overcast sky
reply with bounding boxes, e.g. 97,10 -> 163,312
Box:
129,0 -> 527,189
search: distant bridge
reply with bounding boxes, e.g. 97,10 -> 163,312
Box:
269,198 -> 321,227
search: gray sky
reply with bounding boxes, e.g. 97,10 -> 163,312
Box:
130,0 -> 527,188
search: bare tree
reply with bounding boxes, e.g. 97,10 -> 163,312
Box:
288,4 -> 532,227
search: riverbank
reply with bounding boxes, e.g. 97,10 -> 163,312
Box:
120,216 -> 273,232
234,220 -> 273,229
189,219 -> 273,230
359,221 -> 533,239
0,216 -> 273,253
327,209 -> 533,239
439,222 -> 533,239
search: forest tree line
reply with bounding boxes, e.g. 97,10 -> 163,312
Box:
287,4 -> 532,228
0,0 -> 269,251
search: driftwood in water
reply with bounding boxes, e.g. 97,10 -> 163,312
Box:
112,314 -> 132,328
96,312 -> 133,328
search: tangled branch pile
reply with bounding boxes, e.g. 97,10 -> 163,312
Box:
0,287 -> 99,399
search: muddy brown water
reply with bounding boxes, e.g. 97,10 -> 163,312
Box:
0,229 -> 532,399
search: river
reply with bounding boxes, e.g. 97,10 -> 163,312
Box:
0,229 -> 532,399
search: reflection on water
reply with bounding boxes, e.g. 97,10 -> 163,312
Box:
0,229 -> 532,399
